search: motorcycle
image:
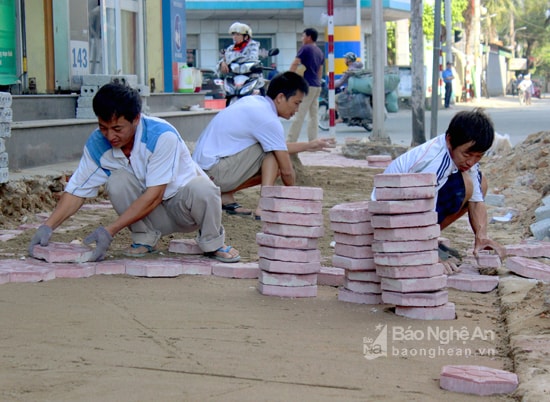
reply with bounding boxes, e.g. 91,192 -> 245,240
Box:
223,48 -> 279,106
318,79 -> 373,132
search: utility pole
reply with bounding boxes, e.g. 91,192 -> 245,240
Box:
430,0 -> 442,139
410,0 -> 426,146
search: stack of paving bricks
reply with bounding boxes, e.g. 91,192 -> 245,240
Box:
329,201 -> 383,304
370,172 -> 455,320
256,185 -> 324,298
0,92 -> 12,183
77,75 -> 141,119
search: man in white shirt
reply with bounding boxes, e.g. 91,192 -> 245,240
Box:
193,71 -> 335,219
29,81 -> 240,263
372,108 -> 505,272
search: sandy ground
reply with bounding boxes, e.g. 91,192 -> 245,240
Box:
0,130 -> 549,401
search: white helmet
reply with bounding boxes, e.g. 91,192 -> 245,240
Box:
229,22 -> 252,37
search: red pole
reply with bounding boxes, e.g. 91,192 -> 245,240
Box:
327,0 -> 335,129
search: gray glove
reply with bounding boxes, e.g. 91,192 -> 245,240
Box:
84,226 -> 113,262
28,224 -> 53,257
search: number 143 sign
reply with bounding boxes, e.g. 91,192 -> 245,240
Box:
70,40 -> 90,76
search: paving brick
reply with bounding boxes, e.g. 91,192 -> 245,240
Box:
168,239 -> 203,254
374,186 -> 436,201
257,282 -> 317,297
475,251 -> 501,268
332,255 -> 376,271
259,197 -> 322,214
367,160 -> 392,168
261,210 -> 323,226
373,224 -> 440,241
372,238 -> 438,253
80,202 -> 113,211
317,266 -> 345,286
505,256 -> 550,282
446,273 -> 499,292
374,250 -> 439,267
0,260 -> 56,282
368,198 -> 435,215
395,302 -> 456,320
0,270 -> 9,284
262,222 -> 324,238
181,257 -> 213,275
381,274 -> 447,293
374,172 -> 437,188
16,223 -> 42,231
256,232 -> 318,250
505,241 -> 550,258
366,154 -> 392,163
371,211 -> 438,229
337,287 -> 383,304
0,229 -> 24,242
260,185 -> 323,200
258,258 -> 321,274
330,221 -> 373,235
382,289 -> 449,307
439,365 -> 518,396
95,260 -> 127,275
333,232 -> 374,246
212,262 -> 259,279
343,278 -> 381,294
329,201 -> 371,222
126,258 -> 184,277
345,270 -> 380,282
55,263 -> 96,278
334,243 -> 374,259
259,270 -> 317,286
258,246 -> 321,263
376,263 -> 446,279
31,242 -> 94,263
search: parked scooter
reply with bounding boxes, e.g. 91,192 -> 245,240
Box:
223,48 -> 279,106
318,80 -> 374,132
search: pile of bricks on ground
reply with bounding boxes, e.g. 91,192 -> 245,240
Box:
529,194 -> 550,241
256,186 -> 324,297
0,91 -> 11,183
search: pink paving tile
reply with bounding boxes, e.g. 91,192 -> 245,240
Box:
446,273 -> 499,292
382,289 -> 449,307
372,238 -> 438,253
258,246 -> 321,263
329,201 -> 371,223
31,242 -> 93,263
330,221 -> 374,235
343,278 -> 381,294
376,263 -> 446,279
259,197 -> 322,214
381,275 -> 447,293
258,258 -> 321,274
439,365 -> 518,396
332,255 -> 376,271
0,229 -> 25,242
368,198 -> 435,215
374,250 -> 439,267
298,149 -> 371,168
260,185 -> 323,200
373,224 -> 440,241
337,287 -> 383,304
334,243 -> 374,259
0,270 -> 9,284
367,160 -> 392,168
212,262 -> 259,279
181,257 -> 213,275
395,302 -> 456,320
256,232 -> 318,250
95,260 -> 127,275
333,232 -> 374,246
257,282 -> 317,298
125,258 -> 184,277
505,240 -> 550,258
345,270 -> 380,282
168,239 -> 203,254
505,256 -> 550,282
0,259 -> 56,282
475,251 -> 501,268
16,223 -> 42,231
80,202 -> 113,210
55,263 -> 96,278
374,186 -> 436,201
260,210 -> 324,226
374,172 -> 437,188
317,266 -> 345,287
259,270 -> 317,287
262,222 -> 324,238
370,211 -> 438,229
366,154 -> 392,163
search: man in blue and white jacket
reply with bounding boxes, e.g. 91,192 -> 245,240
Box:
28,81 -> 239,263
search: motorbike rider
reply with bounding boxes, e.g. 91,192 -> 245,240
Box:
218,22 -> 260,75
335,52 -> 364,88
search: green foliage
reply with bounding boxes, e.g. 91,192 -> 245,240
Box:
423,0 -> 468,41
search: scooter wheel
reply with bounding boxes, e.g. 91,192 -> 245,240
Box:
318,102 -> 330,131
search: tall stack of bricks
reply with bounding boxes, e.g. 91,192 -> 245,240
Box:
371,173 -> 455,320
329,201 -> 383,304
256,186 -> 324,298
0,92 -> 11,183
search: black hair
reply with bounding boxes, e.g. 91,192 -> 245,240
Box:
266,71 -> 309,100
92,80 -> 142,122
303,27 -> 318,42
446,108 -> 494,153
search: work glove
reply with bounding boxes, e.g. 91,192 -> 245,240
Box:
84,226 -> 113,262
28,224 -> 53,257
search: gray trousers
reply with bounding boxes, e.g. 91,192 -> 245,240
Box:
105,169 -> 225,253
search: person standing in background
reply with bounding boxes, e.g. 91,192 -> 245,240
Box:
286,28 -> 325,142
442,62 -> 454,109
